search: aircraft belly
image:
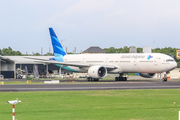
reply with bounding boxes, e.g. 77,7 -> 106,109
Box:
120,63 -> 135,73
136,63 -> 153,73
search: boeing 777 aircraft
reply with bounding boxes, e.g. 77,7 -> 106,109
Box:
28,28 -> 177,81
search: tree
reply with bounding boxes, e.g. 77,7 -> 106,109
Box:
34,53 -> 41,56
44,52 -> 54,56
137,47 -> 143,53
0,47 -> 22,56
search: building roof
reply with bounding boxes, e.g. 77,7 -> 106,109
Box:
0,56 -> 15,63
83,46 -> 106,53
2,56 -> 53,64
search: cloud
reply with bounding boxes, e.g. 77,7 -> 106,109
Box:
39,0 -> 180,40
101,0 -> 180,32
62,0 -> 114,15
2,0 -> 180,53
41,0 -> 115,28
106,9 -> 125,17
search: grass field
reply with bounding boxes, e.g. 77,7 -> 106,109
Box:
0,89 -> 180,120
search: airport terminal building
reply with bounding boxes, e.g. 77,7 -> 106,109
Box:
0,56 -> 60,78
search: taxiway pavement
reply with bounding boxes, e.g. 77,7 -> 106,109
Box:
0,81 -> 180,92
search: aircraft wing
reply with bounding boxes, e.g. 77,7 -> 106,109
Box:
24,57 -> 117,69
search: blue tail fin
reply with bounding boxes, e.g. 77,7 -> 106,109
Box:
49,28 -> 66,59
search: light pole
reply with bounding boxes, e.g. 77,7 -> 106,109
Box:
60,39 -> 66,46
60,39 -> 66,51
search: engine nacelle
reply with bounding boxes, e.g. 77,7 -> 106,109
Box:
139,73 -> 155,78
88,66 -> 107,79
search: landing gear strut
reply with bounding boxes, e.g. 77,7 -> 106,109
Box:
115,73 -> 127,81
87,77 -> 99,81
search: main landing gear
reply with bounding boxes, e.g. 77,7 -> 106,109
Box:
115,73 -> 127,81
87,77 -> 99,81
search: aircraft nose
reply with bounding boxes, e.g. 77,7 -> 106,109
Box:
174,61 -> 177,68
168,62 -> 177,71
171,61 -> 177,70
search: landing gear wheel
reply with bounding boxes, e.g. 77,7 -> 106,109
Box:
118,77 -> 122,81
123,77 -> 127,81
115,73 -> 127,81
94,79 -> 99,81
163,78 -> 167,82
87,77 -> 99,82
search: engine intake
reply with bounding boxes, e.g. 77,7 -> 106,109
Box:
88,66 -> 107,79
139,73 -> 155,78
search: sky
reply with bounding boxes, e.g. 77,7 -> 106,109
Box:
0,0 -> 180,54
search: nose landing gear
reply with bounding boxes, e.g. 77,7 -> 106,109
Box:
163,74 -> 167,82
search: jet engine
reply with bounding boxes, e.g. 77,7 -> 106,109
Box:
88,66 -> 107,79
139,73 -> 155,78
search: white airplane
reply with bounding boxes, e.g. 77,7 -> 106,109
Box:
27,28 -> 177,81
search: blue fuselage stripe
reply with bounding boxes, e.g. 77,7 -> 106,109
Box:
56,64 -> 78,72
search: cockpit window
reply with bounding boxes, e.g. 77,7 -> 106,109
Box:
166,59 -> 174,62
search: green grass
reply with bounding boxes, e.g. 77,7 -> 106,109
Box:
0,89 -> 180,120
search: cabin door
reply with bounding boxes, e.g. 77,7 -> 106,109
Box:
134,60 -> 139,72
154,60 -> 158,66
